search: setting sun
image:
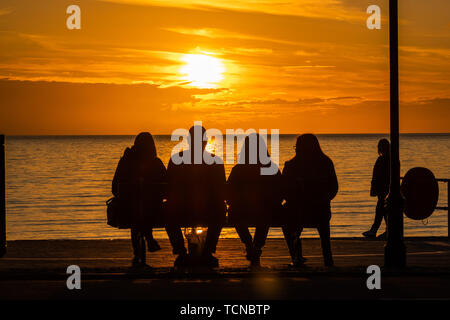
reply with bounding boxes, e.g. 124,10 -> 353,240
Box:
180,54 -> 225,88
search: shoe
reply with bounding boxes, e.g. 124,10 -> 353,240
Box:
292,256 -> 307,267
174,252 -> 190,267
202,253 -> 219,268
324,257 -> 334,267
132,256 -> 141,267
132,256 -> 149,268
377,231 -> 387,240
147,239 -> 161,252
325,261 -> 334,267
362,230 -> 377,238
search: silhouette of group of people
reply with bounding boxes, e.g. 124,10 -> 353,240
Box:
112,125 -> 390,269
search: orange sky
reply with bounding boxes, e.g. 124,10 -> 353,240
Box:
0,0 -> 449,134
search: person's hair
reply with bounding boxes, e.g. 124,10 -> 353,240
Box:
238,133 -> 270,165
378,138 -> 390,157
295,133 -> 325,161
134,132 -> 156,158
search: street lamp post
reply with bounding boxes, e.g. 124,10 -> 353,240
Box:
384,0 -> 406,268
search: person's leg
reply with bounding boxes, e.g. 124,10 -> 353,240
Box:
235,226 -> 253,246
145,228 -> 161,252
251,226 -> 270,266
165,227 -> 187,255
282,226 -> 303,264
382,199 -> 388,228
235,226 -> 253,261
200,225 -> 222,268
131,228 -> 139,258
371,196 -> 386,232
363,196 -> 386,237
293,227 -> 304,263
376,197 -> 389,239
131,227 -> 146,265
165,226 -> 189,267
318,222 -> 334,266
282,226 -> 296,260
203,225 -> 222,255
253,226 -> 270,250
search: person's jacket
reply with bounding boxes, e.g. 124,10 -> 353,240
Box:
282,155 -> 338,226
112,147 -> 167,227
370,155 -> 390,197
165,150 -> 226,225
226,163 -> 282,225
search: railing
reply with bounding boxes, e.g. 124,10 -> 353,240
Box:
435,178 -> 449,238
435,178 -> 449,211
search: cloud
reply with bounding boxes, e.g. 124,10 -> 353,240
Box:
185,95 -> 449,133
100,0 -> 364,21
0,8 -> 12,16
1,0 -> 448,133
163,27 -> 298,46
1,78 -> 447,134
0,79 -> 225,134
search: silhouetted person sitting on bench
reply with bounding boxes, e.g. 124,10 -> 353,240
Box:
227,133 -> 282,267
363,138 -> 390,239
165,125 -> 226,268
112,132 -> 167,267
282,134 -> 338,267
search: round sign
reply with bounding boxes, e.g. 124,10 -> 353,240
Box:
401,167 -> 439,220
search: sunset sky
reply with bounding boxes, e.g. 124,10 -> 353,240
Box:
0,0 -> 449,134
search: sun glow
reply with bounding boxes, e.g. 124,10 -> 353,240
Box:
205,136 -> 216,154
180,54 -> 225,88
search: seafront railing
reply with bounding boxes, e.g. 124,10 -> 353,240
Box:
435,178 -> 449,238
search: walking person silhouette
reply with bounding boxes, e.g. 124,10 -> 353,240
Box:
363,138 -> 390,239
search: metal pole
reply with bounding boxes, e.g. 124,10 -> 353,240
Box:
448,181 -> 449,239
0,135 -> 6,257
384,0 -> 406,268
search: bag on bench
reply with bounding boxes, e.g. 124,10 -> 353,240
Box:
106,196 -> 131,229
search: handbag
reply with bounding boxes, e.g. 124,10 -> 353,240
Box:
106,196 -> 131,229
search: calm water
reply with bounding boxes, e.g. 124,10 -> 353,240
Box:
4,134 -> 449,240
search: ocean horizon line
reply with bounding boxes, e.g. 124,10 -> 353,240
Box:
3,133 -> 450,138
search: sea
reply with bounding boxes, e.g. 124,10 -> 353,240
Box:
4,134 -> 449,240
